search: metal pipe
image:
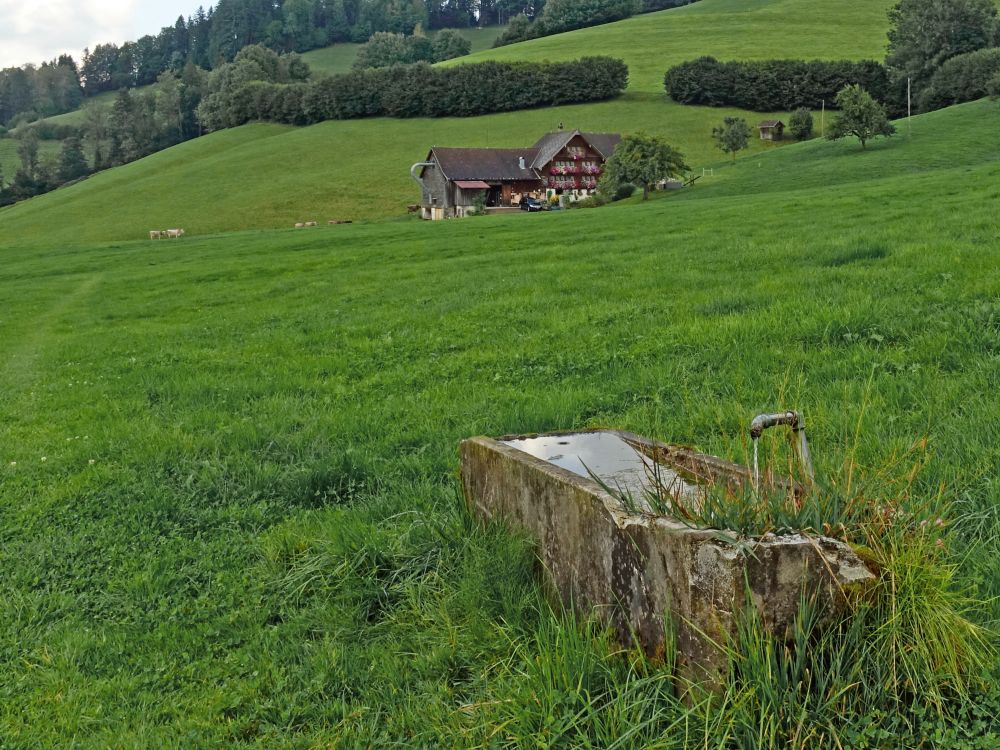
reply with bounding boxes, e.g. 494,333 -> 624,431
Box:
749,410 -> 815,483
750,411 -> 800,439
410,161 -> 434,186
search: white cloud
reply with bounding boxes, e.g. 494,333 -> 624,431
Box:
0,0 -> 154,67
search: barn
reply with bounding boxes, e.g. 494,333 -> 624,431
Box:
412,130 -> 621,220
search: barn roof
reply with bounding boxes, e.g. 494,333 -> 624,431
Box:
581,133 -> 622,159
758,120 -> 785,128
429,148 -> 539,181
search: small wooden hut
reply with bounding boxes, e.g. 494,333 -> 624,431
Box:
758,120 -> 785,141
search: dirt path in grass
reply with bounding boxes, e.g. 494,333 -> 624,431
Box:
1,273 -> 103,399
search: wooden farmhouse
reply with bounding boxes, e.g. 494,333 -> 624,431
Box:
413,130 -> 621,220
757,120 -> 785,141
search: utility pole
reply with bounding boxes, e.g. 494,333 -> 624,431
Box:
907,77 -> 912,138
820,99 -> 825,137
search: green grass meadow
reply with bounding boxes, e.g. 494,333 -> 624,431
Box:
301,25 -> 506,76
2,96 -> 999,746
1,0 -> 897,242
0,138 -> 61,185
458,0 -> 895,92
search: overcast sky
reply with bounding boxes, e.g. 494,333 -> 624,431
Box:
1,1 -> 190,68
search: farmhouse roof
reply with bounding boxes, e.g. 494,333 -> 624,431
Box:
758,120 -> 784,128
429,147 -> 539,181
530,131 -> 621,168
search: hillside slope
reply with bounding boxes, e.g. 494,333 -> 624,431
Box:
458,0 -> 894,92
1,0 -> 897,244
1,97 -> 998,746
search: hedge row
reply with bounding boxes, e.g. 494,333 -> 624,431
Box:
664,57 -> 890,111
199,57 -> 628,130
918,47 -> 1000,112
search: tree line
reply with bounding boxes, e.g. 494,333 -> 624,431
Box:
663,0 -> 1000,117
0,66 -> 208,207
196,45 -> 628,129
664,58 -> 890,111
0,1 -> 549,129
0,56 -> 84,129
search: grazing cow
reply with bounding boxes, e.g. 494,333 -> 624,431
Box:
149,230 -> 163,240
307,221 -> 319,227
295,223 -> 305,228
166,229 -> 185,238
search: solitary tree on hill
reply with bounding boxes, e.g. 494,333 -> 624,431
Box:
827,85 -> 896,150
712,116 -> 752,162
601,132 -> 688,200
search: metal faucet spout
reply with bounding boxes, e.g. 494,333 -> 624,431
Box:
749,410 -> 815,483
750,411 -> 800,439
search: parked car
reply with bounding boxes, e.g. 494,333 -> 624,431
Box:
519,197 -> 545,212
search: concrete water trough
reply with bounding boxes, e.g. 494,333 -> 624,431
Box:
460,426 -> 874,683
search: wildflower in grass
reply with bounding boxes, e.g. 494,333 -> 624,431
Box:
9,461 -> 15,466
89,459 -> 96,465
41,457 -> 47,462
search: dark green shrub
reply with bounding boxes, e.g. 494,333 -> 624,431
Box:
431,29 -> 471,62
665,58 -> 890,111
990,71 -> 1000,98
918,47 -> 1000,112
612,183 -> 636,200
788,107 -> 814,139
210,56 -> 628,130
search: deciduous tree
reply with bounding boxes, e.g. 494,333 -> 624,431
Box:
887,0 -> 1000,93
712,116 -> 752,162
600,132 -> 688,200
827,84 -> 896,149
16,129 -> 39,178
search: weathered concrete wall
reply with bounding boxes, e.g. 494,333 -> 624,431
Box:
460,432 -> 874,684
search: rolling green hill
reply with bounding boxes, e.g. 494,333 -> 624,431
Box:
1,97 -> 998,746
456,0 -> 894,92
0,0 -> 897,244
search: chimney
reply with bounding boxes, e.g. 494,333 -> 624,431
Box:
518,156 -> 526,170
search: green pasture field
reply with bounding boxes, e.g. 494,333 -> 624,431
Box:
39,88 -> 144,128
456,0 -> 896,92
1,0 -> 898,239
1,98 -> 998,747
0,138 -> 61,182
300,42 -> 363,76
301,25 -> 505,76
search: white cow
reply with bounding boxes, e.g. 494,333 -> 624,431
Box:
166,229 -> 185,238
